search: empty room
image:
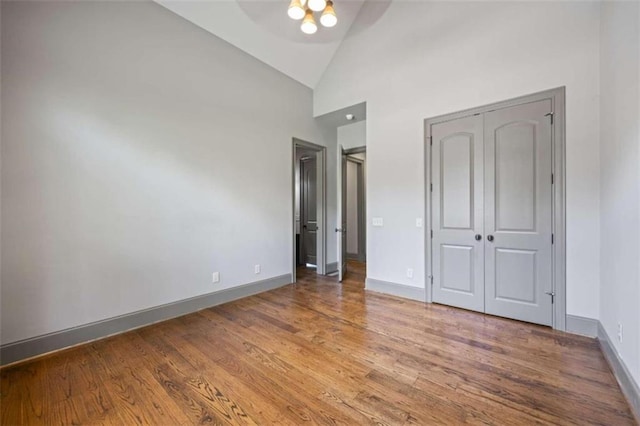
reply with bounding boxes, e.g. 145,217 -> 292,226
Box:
1,0 -> 639,424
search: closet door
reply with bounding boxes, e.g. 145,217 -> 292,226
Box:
483,100 -> 554,326
431,115 -> 485,313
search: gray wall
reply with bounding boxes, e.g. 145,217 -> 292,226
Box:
0,1 -> 329,345
599,0 -> 640,386
337,121 -> 366,150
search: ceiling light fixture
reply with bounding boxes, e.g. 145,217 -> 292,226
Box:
289,0 -> 336,35
300,8 -> 318,34
307,0 -> 326,12
320,0 -> 337,27
287,0 -> 305,20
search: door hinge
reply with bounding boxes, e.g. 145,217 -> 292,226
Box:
429,136 -> 433,146
551,173 -> 554,185
552,234 -> 554,244
430,275 -> 434,285
545,112 -> 554,125
430,230 -> 433,239
430,183 -> 433,192
545,291 -> 556,304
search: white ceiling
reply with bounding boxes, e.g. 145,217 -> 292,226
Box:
155,0 -> 368,88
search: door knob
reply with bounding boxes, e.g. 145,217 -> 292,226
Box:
335,228 -> 342,233
487,235 -> 494,242
475,234 -> 482,241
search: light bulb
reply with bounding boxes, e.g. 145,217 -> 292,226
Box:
307,0 -> 326,12
287,0 -> 305,20
300,9 -> 317,34
320,1 -> 337,27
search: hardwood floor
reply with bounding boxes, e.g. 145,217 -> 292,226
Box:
1,260 -> 636,425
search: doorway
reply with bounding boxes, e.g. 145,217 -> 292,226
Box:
345,149 -> 366,264
293,139 -> 327,282
425,87 -> 566,330
337,146 -> 367,281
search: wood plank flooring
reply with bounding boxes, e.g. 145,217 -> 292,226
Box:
1,261 -> 636,425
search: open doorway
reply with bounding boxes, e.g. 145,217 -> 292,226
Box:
336,118 -> 367,282
312,102 -> 367,284
338,146 -> 367,283
293,138 -> 327,282
345,148 -> 366,263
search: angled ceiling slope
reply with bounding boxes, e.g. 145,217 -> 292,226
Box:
155,0 -> 366,88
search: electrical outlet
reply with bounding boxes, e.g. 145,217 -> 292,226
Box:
372,217 -> 384,227
212,272 -> 220,283
617,322 -> 623,343
407,268 -> 414,279
255,264 -> 261,274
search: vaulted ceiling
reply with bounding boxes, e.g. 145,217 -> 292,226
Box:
155,0 -> 369,88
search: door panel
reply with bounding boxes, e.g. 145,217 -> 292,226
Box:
440,245 -> 475,294
484,99 -> 553,326
432,115 -> 485,312
441,133 -> 474,230
495,122 -> 537,231
301,156 -> 317,265
495,248 -> 537,303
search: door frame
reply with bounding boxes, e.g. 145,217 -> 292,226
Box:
292,138 -> 327,282
344,150 -> 366,262
424,87 -> 566,331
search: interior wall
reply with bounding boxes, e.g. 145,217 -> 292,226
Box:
315,1 -> 601,319
337,120 -> 366,150
599,0 -> 640,385
0,1 -> 330,344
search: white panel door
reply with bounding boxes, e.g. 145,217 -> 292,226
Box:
484,100 -> 553,326
431,115 -> 485,312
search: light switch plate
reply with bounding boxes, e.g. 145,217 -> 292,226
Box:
416,218 -> 423,228
372,217 -> 384,227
